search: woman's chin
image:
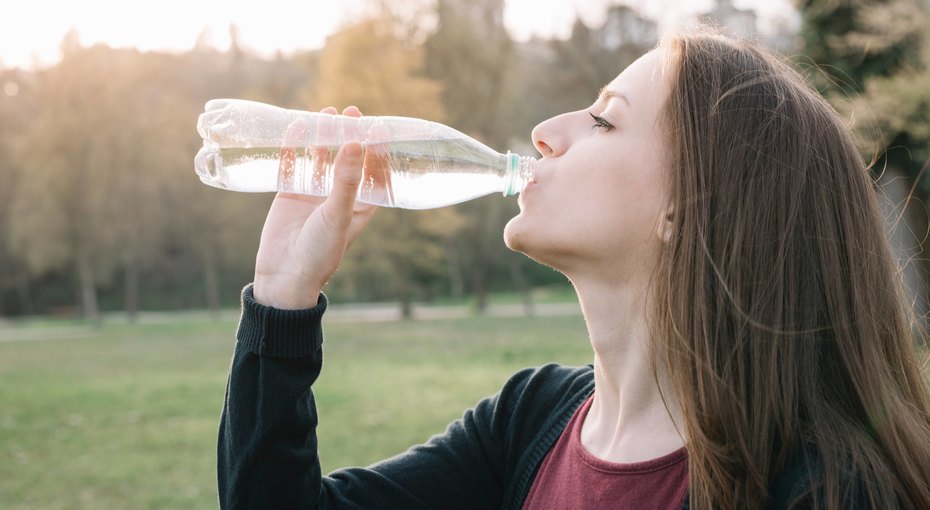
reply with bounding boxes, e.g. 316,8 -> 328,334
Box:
503,215 -> 529,253
504,216 -> 549,263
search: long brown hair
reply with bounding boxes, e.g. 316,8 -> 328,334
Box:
650,32 -> 930,509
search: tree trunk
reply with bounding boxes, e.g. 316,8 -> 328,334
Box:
471,245 -> 488,314
443,238 -> 466,299
468,198 -> 501,315
876,165 -> 929,346
878,167 -> 929,310
908,205 -> 930,325
394,262 -> 413,320
203,245 -> 221,319
76,250 -> 100,323
508,256 -> 534,317
123,250 -> 140,323
14,270 -> 34,316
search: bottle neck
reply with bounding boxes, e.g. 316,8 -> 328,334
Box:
504,152 -> 538,197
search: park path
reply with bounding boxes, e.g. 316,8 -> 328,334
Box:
0,301 -> 581,343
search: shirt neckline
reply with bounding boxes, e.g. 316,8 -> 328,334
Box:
571,394 -> 688,475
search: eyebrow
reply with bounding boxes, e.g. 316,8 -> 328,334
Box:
597,87 -> 631,107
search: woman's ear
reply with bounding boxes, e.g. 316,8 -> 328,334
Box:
657,207 -> 675,244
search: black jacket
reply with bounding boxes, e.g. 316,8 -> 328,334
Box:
218,285 -> 840,509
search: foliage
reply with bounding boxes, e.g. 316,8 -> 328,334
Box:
797,0 -> 930,313
311,17 -> 443,118
797,0 -> 930,174
798,0 -> 926,92
306,13 -> 470,314
852,32 -> 930,172
0,1 -> 669,318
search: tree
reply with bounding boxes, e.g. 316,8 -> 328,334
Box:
797,0 -> 928,179
8,42 -> 203,320
842,1 -> 930,171
422,0 -> 525,312
0,69 -> 37,315
2,31 -> 322,319
311,17 -> 443,117
9,43 -> 135,321
855,40 -> 930,166
798,0 -> 930,316
799,0 -> 925,92
308,14 -> 467,317
170,45 -> 290,317
551,6 -> 657,116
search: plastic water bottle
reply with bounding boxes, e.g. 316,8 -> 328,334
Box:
194,99 -> 537,209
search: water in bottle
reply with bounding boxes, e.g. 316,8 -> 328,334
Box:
194,99 -> 537,209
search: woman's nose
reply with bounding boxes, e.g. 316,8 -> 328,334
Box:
532,129 -> 554,157
531,114 -> 567,158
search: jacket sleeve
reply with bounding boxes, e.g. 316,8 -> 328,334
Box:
217,284 -> 509,510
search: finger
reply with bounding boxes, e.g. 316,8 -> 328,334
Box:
354,202 -> 378,224
322,142 -> 365,223
276,191 -> 324,204
283,118 -> 308,146
358,121 -> 394,206
278,118 -> 309,192
342,104 -> 364,144
310,111 -> 339,195
352,201 -> 377,214
265,191 -> 326,221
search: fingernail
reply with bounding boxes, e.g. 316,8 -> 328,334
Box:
344,142 -> 363,160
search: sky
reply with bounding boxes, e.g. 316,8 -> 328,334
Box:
0,0 -> 796,71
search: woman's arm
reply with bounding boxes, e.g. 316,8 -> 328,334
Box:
217,285 -> 508,509
217,286 -> 328,508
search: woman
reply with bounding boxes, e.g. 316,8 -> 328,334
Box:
217,31 -> 930,509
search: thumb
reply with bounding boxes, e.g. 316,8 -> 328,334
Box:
324,141 -> 365,220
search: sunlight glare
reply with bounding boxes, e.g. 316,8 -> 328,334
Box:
0,0 -> 344,70
0,0 -> 796,71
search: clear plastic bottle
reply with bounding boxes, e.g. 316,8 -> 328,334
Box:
194,99 -> 537,209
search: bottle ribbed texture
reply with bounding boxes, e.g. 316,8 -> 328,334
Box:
196,99 -> 536,209
236,283 -> 328,358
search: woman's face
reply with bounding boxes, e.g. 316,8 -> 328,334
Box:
504,49 -> 673,281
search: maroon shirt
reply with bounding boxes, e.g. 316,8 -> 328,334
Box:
522,395 -> 689,510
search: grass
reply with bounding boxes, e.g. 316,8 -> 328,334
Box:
0,310 -> 591,509
419,285 -> 580,307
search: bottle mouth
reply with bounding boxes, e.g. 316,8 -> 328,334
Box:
504,152 -> 537,196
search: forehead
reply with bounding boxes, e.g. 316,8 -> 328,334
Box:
601,49 -> 669,109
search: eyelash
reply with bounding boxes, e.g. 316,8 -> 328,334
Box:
589,112 -> 614,131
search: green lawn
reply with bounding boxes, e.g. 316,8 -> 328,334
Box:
0,311 -> 591,509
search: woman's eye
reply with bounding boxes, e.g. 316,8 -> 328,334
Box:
589,112 -> 615,131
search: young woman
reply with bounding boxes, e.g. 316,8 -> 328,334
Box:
217,31 -> 930,509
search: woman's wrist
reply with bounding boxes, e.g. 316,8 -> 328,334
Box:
252,277 -> 322,310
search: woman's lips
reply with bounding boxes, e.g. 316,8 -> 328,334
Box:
521,160 -> 546,197
518,178 -> 537,208
523,177 -> 537,193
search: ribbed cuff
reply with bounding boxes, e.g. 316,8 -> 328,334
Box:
236,283 -> 328,358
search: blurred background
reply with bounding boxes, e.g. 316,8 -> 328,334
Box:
1,0 -> 929,508
0,0 -> 927,321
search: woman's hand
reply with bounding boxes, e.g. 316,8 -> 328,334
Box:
253,106 -> 377,309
